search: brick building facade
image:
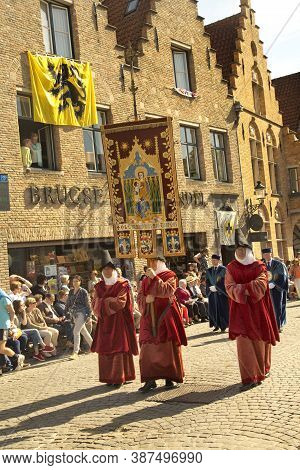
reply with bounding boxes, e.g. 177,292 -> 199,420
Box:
0,0 -> 244,288
206,0 -> 295,260
273,73 -> 300,255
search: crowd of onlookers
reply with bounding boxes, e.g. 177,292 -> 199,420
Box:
1,249 -> 299,376
0,272 -> 100,376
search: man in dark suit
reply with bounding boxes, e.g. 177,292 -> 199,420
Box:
206,254 -> 229,332
262,248 -> 288,332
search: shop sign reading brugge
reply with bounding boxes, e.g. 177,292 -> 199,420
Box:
28,185 -> 106,207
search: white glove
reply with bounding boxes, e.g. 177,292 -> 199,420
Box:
269,282 -> 275,289
209,286 -> 217,292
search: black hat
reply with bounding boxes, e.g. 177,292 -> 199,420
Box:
212,254 -> 221,260
262,248 -> 272,254
153,247 -> 166,263
99,250 -> 115,270
235,229 -> 252,250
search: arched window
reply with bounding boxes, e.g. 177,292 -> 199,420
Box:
274,205 -> 287,260
258,205 -> 271,250
251,41 -> 257,57
266,129 -> 280,194
252,67 -> 266,116
249,122 -> 265,187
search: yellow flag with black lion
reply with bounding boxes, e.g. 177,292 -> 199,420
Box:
28,52 -> 98,127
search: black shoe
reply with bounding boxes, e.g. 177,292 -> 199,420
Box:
265,372 -> 270,378
112,383 -> 122,389
165,379 -> 180,389
220,329 -> 227,333
138,381 -> 157,393
213,327 -> 219,332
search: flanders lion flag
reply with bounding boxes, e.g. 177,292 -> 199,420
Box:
28,52 -> 98,127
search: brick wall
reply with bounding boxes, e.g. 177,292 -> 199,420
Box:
0,0 -> 244,286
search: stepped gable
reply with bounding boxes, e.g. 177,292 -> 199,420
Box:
103,0 -> 155,50
273,73 -> 300,133
205,14 -> 241,84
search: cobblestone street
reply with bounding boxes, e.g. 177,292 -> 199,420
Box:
0,301 -> 299,451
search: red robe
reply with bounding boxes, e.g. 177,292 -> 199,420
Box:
225,260 -> 279,384
226,260 -> 279,345
137,270 -> 187,383
91,279 -> 138,384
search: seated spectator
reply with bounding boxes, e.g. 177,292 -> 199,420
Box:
13,299 -> 49,362
175,279 -> 194,326
25,297 -> 58,355
88,270 -> 100,292
60,275 -> 70,293
9,281 -> 28,302
31,274 -> 48,299
0,287 -> 25,372
34,294 -> 43,309
6,331 -> 30,369
9,275 -> 32,300
186,275 -> 208,322
39,294 -> 64,326
39,293 -> 73,345
54,290 -> 68,318
54,291 -> 73,348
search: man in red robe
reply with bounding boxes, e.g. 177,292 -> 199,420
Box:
91,251 -> 138,388
137,251 -> 187,393
225,230 -> 280,391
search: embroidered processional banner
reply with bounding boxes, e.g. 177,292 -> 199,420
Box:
102,117 -> 185,258
28,52 -> 97,127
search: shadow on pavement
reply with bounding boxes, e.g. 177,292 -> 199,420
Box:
192,338 -> 229,347
81,383 -> 241,436
0,380 -> 241,447
187,331 -> 220,341
0,384 -> 110,421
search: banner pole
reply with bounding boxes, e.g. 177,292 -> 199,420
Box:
147,258 -> 157,337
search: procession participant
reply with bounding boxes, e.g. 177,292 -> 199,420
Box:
206,254 -> 229,333
225,231 -> 279,391
137,250 -> 187,393
91,251 -> 138,388
262,248 -> 288,332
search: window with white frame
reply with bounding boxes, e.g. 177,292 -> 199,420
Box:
40,1 -> 73,58
83,110 -> 107,173
180,126 -> 201,179
210,131 -> 229,182
289,168 -> 299,194
125,0 -> 139,14
172,50 -> 191,91
17,94 -> 56,170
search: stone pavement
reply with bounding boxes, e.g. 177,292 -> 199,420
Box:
0,301 -> 299,450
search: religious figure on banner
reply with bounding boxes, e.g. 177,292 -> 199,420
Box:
122,149 -> 163,224
133,169 -> 151,219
